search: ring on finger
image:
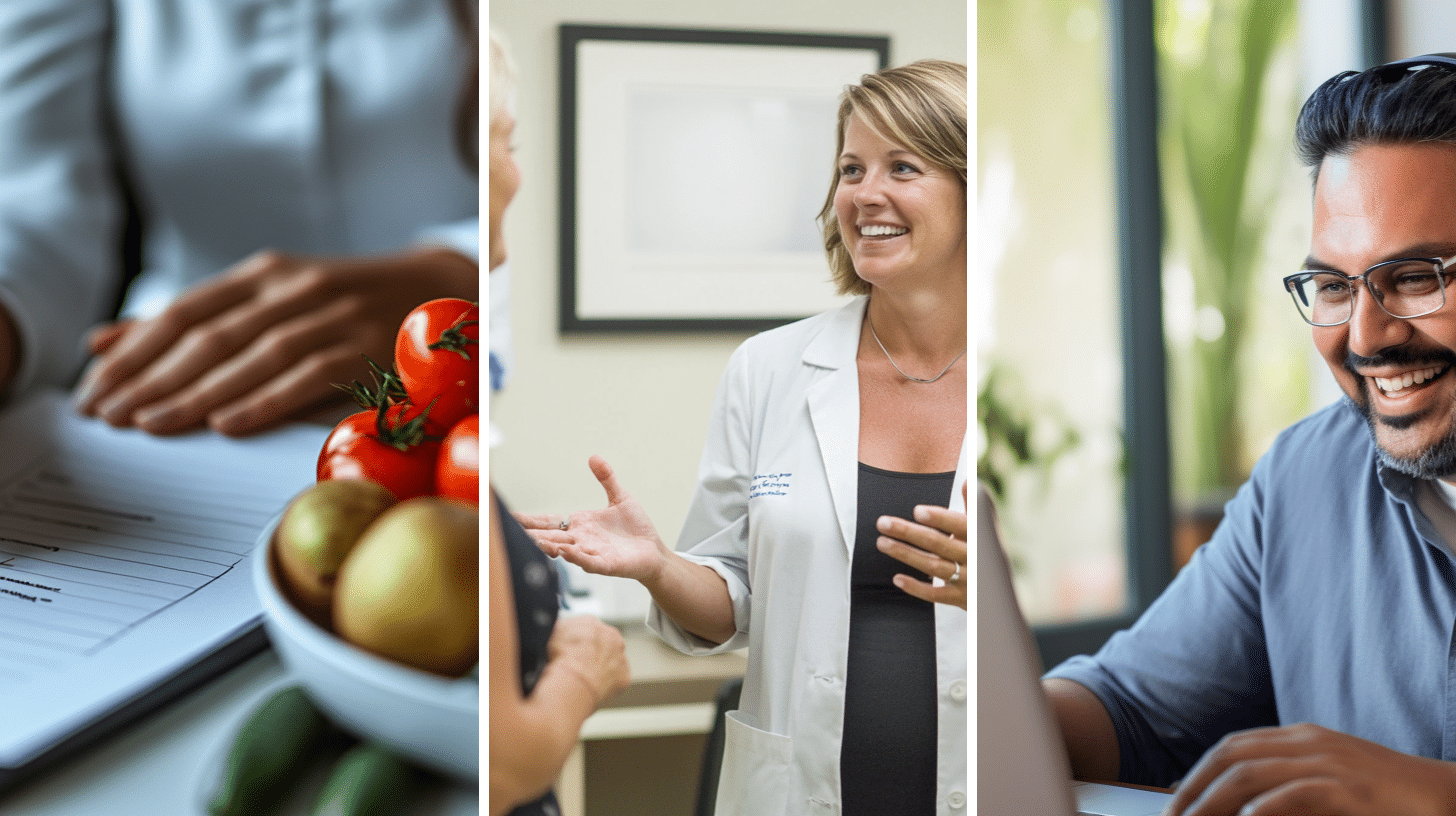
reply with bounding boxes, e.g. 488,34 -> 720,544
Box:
948,561 -> 960,584
559,518 -> 570,531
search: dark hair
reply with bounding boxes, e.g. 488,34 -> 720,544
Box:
1295,60 -> 1456,178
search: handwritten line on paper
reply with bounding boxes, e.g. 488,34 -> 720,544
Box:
0,512 -> 242,564
15,496 -> 155,523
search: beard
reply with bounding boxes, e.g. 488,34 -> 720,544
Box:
1344,346 -> 1456,480
1350,394 -> 1456,479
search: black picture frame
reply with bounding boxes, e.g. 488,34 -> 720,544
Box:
558,24 -> 890,334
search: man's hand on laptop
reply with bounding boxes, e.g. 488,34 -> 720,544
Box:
1164,723 -> 1456,816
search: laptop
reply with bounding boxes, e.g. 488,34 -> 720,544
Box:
977,487 -> 1175,816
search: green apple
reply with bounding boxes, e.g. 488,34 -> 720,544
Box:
333,496 -> 479,676
274,479 -> 397,623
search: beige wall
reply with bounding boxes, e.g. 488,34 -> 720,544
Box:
489,0 -> 967,620
1388,0 -> 1456,59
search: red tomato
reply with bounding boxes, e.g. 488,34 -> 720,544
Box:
317,407 -> 441,501
394,299 -> 479,428
436,414 -> 479,505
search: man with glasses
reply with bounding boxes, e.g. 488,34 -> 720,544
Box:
1043,54 -> 1456,816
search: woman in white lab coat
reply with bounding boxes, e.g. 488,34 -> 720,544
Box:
524,60 -> 968,815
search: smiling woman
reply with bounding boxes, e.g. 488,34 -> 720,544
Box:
821,60 -> 966,301
833,116 -> 966,297
516,59 -> 969,816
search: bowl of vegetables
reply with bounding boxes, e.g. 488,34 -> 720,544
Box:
253,501 -> 478,780
252,298 -> 481,781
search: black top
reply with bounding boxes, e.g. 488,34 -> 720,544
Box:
840,463 -> 954,816
494,492 -> 561,816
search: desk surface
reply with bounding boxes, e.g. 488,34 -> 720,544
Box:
0,626 -> 739,815
0,649 -> 478,816
601,623 -> 747,707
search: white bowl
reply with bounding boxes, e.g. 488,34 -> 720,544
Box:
252,516 -> 478,781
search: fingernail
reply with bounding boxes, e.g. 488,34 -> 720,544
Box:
876,536 -> 891,550
208,407 -> 249,437
876,516 -> 893,532
913,505 -> 931,522
73,372 -> 102,413
96,398 -> 125,424
136,406 -> 180,433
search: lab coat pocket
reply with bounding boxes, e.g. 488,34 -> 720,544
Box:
714,710 -> 792,816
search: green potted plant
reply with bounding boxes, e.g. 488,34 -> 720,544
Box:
977,360 -> 1081,573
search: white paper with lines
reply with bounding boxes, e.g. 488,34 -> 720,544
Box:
0,390 -> 329,767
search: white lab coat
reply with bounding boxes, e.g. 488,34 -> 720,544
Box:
647,296 -> 969,815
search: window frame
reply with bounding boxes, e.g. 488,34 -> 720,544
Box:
1032,0 -> 1386,669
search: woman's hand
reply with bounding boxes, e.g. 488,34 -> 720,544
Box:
515,455 -> 671,582
488,490 -> 630,816
875,482 -> 968,609
544,615 -> 630,708
74,245 -> 476,436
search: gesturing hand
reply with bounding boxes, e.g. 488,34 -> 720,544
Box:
515,455 -> 669,582
74,245 -> 475,436
1166,723 -> 1456,816
874,481 -> 968,609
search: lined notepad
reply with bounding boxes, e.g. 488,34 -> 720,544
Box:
0,390 -> 329,768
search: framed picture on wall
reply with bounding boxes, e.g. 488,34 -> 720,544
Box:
558,24 -> 890,333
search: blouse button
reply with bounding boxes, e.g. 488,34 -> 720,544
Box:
948,679 -> 967,702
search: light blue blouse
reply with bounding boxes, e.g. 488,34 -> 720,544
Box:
0,0 -> 478,394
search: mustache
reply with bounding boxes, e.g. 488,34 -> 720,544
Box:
1345,346 -> 1456,376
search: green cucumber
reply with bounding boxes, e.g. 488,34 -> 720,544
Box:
311,742 -> 426,816
207,685 -> 335,816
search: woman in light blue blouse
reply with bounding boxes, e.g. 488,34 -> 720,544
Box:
0,0 -> 478,435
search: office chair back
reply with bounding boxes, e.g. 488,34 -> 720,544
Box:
693,675 -> 743,816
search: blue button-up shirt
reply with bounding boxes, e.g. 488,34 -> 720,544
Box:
1048,399 -> 1456,788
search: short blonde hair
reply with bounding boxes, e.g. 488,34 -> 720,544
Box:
489,29 -> 516,126
818,60 -> 967,296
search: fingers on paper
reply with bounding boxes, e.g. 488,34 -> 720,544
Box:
77,275 -> 255,411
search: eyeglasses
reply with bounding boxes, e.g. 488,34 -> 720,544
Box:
1370,53 -> 1456,81
1283,255 -> 1456,326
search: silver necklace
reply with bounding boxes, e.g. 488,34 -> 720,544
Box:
867,316 -> 965,384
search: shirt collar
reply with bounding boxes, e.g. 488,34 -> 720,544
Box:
802,296 -> 868,370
